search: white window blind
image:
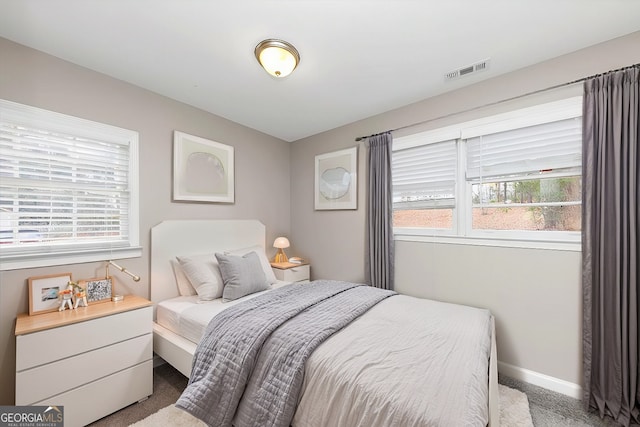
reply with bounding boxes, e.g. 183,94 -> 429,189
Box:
0,99 -> 140,269
392,139 -> 457,209
391,95 -> 583,248
466,116 -> 583,181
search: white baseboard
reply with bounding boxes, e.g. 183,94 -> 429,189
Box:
498,361 -> 582,399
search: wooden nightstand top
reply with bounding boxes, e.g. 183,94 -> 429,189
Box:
270,261 -> 309,270
15,294 -> 152,336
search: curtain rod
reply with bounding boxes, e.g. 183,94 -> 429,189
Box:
355,63 -> 639,142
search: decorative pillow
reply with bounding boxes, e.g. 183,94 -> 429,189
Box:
176,253 -> 224,301
170,260 -> 197,296
224,245 -> 278,284
215,251 -> 270,302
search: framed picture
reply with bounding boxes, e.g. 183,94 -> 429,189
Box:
315,146 -> 358,210
28,273 -> 72,315
173,131 -> 234,203
84,277 -> 113,304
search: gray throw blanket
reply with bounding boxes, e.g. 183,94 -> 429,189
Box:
176,280 -> 395,427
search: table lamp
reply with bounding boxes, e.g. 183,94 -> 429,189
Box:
273,237 -> 290,263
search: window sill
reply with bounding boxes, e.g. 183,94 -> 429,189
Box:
0,246 -> 143,271
394,233 -> 581,252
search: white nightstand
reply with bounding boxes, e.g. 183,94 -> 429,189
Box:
15,295 -> 153,427
271,262 -> 310,283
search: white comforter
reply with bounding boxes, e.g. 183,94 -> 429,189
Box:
158,289 -> 492,426
294,295 -> 492,427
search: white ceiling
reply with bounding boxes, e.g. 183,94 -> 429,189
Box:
1,1 -> 639,142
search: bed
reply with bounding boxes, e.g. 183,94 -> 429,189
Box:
151,219 -> 500,426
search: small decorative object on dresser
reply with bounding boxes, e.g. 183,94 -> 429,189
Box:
28,273 -> 73,316
84,277 -> 114,304
270,261 -> 310,283
71,281 -> 88,308
58,283 -> 75,311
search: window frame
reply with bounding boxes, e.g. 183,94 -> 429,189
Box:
0,99 -> 141,270
392,96 -> 582,251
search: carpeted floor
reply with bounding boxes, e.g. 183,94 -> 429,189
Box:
88,363 -> 618,426
499,375 -> 619,427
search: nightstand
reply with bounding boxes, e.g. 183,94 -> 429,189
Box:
15,295 -> 153,427
271,261 -> 310,283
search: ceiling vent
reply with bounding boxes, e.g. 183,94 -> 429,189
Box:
445,59 -> 490,81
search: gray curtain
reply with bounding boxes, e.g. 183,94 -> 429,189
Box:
366,132 -> 394,290
582,65 -> 639,426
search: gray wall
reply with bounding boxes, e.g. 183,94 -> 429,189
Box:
0,38 -> 291,405
291,31 -> 640,389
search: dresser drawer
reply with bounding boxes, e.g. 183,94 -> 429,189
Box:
273,264 -> 310,282
33,360 -> 153,427
16,306 -> 152,371
16,333 -> 152,405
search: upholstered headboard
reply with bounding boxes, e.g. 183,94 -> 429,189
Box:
150,219 -> 267,309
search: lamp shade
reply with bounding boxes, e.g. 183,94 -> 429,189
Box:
273,237 -> 290,249
255,39 -> 300,78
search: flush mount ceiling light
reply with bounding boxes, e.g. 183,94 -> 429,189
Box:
254,39 -> 300,78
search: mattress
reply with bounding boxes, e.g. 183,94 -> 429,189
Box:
294,294 -> 492,426
156,281 -> 290,344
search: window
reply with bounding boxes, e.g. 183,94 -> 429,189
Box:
392,139 -> 457,232
392,97 -> 582,249
0,99 -> 141,270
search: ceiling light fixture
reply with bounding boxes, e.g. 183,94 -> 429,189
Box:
255,39 -> 300,78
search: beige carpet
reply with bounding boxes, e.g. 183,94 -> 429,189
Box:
131,384 -> 533,426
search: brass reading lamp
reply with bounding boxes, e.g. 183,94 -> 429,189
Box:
106,260 -> 141,301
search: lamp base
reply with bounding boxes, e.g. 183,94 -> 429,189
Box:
273,249 -> 288,263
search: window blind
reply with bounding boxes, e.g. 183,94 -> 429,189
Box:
392,139 -> 457,209
0,100 -> 137,257
466,117 -> 582,181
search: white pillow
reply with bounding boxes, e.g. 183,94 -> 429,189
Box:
176,253 -> 224,301
225,245 -> 277,284
170,260 -> 197,296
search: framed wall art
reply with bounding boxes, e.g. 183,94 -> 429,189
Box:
173,131 -> 235,203
315,146 -> 358,210
28,273 -> 72,315
84,277 -> 113,304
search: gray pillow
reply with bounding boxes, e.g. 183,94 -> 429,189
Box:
224,245 -> 278,284
215,251 -> 270,301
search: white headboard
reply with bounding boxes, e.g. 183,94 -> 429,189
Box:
150,219 -> 267,308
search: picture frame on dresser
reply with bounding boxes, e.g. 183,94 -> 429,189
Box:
28,273 -> 72,315
84,277 -> 114,304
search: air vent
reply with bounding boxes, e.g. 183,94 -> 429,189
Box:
445,59 -> 490,81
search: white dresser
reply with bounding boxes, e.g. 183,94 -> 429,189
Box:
15,295 -> 153,427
